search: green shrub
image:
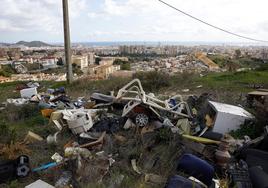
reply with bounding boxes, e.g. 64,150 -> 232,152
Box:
0,70 -> 11,77
0,64 -> 15,77
67,76 -> 132,96
230,123 -> 259,139
156,128 -> 172,143
255,63 -> 268,71
0,120 -> 9,136
121,63 -> 131,70
113,59 -> 131,70
4,104 -> 40,122
133,71 -> 171,92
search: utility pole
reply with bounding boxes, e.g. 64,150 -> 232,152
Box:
62,0 -> 73,84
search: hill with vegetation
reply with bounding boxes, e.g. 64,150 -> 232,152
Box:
15,41 -> 52,47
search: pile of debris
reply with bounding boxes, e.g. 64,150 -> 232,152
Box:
1,79 -> 268,188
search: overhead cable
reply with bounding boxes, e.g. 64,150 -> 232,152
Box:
158,0 -> 268,43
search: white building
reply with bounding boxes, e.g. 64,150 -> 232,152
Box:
72,55 -> 88,69
88,52 -> 95,65
40,57 -> 57,69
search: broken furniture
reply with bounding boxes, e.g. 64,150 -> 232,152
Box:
117,79 -> 192,118
247,89 -> 268,108
91,79 -> 193,129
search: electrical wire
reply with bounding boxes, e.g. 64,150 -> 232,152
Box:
158,0 -> 268,43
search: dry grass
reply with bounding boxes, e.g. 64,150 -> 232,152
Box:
0,142 -> 30,159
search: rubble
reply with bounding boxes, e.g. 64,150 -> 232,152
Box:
215,137 -> 231,168
51,153 -> 64,163
46,131 -> 60,145
165,175 -> 202,188
25,179 -> 55,188
6,98 -> 29,106
0,155 -> 30,183
131,159 -> 142,174
208,101 -> 254,134
144,173 -> 166,184
247,89 -> 268,107
26,82 -> 40,88
0,78 -> 267,187
177,153 -> 215,186
24,131 -> 44,143
13,63 -> 28,74
20,87 -> 38,98
79,131 -> 106,148
32,162 -> 59,172
64,110 -> 93,135
182,134 -> 220,145
54,171 -> 72,188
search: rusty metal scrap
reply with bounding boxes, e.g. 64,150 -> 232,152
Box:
79,131 -> 106,148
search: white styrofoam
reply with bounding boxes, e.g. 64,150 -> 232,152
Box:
20,87 -> 38,98
25,179 -> 55,188
67,112 -> 93,134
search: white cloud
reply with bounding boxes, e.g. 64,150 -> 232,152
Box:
69,0 -> 87,18
0,0 -> 86,34
0,0 -> 60,33
1,0 -> 268,42
0,19 -> 23,31
87,0 -> 268,42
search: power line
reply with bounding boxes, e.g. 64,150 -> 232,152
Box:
158,0 -> 268,43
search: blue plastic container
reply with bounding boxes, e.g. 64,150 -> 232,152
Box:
177,153 -> 214,186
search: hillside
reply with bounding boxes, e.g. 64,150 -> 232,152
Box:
15,40 -> 53,47
0,70 -> 268,187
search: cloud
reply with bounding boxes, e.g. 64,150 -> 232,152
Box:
69,0 -> 87,18
85,0 -> 268,42
0,19 -> 23,31
103,0 -> 144,16
0,0 -> 86,34
0,0 -> 268,42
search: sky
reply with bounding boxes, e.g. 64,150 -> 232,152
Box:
0,0 -> 267,44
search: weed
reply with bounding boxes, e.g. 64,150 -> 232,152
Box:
199,70 -> 268,90
134,71 -> 171,92
66,76 -> 131,98
82,183 -> 106,188
156,128 -> 172,143
0,65 -> 16,77
230,123 -> 258,139
9,180 -> 19,188
0,142 -> 30,159
3,104 -> 40,122
0,120 -> 9,136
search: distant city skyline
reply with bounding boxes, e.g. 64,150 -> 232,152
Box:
0,0 -> 268,44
